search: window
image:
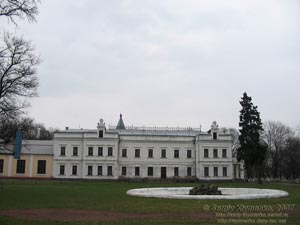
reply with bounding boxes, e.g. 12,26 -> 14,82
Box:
107,166 -> 113,176
148,167 -> 153,176
98,166 -> 102,176
174,167 -> 179,177
213,132 -> 217,140
223,167 -> 227,176
174,149 -> 179,158
37,160 -> 46,174
187,167 -> 192,176
214,167 -> 218,177
72,165 -> 77,175
59,165 -> 65,175
135,149 -> 140,158
88,147 -> 93,156
121,166 -> 126,176
16,160 -> 25,174
60,146 -> 66,156
73,147 -> 78,156
187,150 -> 192,158
204,149 -> 209,158
88,166 -> 93,176
0,159 -> 4,173
99,130 -> 103,138
98,147 -> 103,156
222,149 -> 227,158
213,149 -> 218,158
204,167 -> 209,177
148,149 -> 153,158
135,167 -> 140,176
108,147 -> 113,156
161,149 -> 166,158
121,149 -> 127,158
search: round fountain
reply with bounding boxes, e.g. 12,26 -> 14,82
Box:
126,187 -> 289,200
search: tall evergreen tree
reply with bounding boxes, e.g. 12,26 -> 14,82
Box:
237,92 -> 267,183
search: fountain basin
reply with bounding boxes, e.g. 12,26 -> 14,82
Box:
126,187 -> 289,200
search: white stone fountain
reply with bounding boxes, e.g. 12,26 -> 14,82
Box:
127,187 -> 289,200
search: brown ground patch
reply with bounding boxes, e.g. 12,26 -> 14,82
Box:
0,209 -> 215,222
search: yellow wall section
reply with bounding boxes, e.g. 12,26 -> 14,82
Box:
32,155 -> 53,178
0,155 -> 9,176
10,155 -> 31,177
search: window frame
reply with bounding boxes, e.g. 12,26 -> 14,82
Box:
174,149 -> 179,158
107,147 -> 113,156
88,146 -> 93,156
135,149 -> 140,158
37,160 -> 46,175
16,159 -> 26,174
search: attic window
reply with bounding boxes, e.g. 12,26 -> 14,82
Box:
99,130 -> 103,138
213,132 -> 217,140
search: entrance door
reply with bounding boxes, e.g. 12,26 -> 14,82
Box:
161,167 -> 167,179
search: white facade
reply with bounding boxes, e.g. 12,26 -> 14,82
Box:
53,117 -> 243,180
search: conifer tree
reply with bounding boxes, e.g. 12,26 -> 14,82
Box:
237,92 -> 267,183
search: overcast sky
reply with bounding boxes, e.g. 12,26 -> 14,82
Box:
4,0 -> 300,130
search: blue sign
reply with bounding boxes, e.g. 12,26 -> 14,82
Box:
14,131 -> 22,159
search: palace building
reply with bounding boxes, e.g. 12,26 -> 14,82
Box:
52,115 -> 244,180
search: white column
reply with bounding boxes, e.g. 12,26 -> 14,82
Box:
29,155 -> 33,177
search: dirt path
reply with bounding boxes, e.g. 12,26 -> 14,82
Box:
0,209 -> 215,222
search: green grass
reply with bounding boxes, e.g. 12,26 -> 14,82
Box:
0,179 -> 299,225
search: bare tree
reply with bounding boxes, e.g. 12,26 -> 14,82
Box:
0,32 -> 40,117
228,128 -> 240,157
0,0 -> 39,24
263,121 -> 292,178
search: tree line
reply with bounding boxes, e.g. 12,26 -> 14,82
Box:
235,92 -> 300,181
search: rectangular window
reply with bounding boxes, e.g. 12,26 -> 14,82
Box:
37,160 -> 46,174
60,146 -> 66,156
222,149 -> 227,158
88,147 -> 93,156
204,167 -> 209,177
223,167 -> 227,176
108,147 -> 113,156
148,149 -> 153,158
16,160 -> 25,174
174,167 -> 179,177
148,167 -> 153,176
97,166 -> 102,176
122,149 -> 127,158
121,166 -> 126,176
214,167 -> 218,177
99,130 -> 103,138
135,167 -> 140,176
59,165 -> 65,175
187,150 -> 192,158
135,149 -> 140,158
88,166 -> 93,176
72,165 -> 77,175
187,167 -> 192,176
73,146 -> 78,156
0,159 -> 4,173
174,149 -> 179,158
161,149 -> 166,158
213,149 -> 218,158
98,147 -> 103,156
204,149 -> 209,158
213,132 -> 217,140
107,166 -> 113,176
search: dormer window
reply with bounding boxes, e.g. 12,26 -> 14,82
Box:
213,132 -> 217,140
99,130 -> 103,138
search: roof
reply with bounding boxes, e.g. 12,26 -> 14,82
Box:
21,140 -> 53,155
116,114 -> 126,129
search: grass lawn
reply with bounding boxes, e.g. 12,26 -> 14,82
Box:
0,179 -> 299,224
